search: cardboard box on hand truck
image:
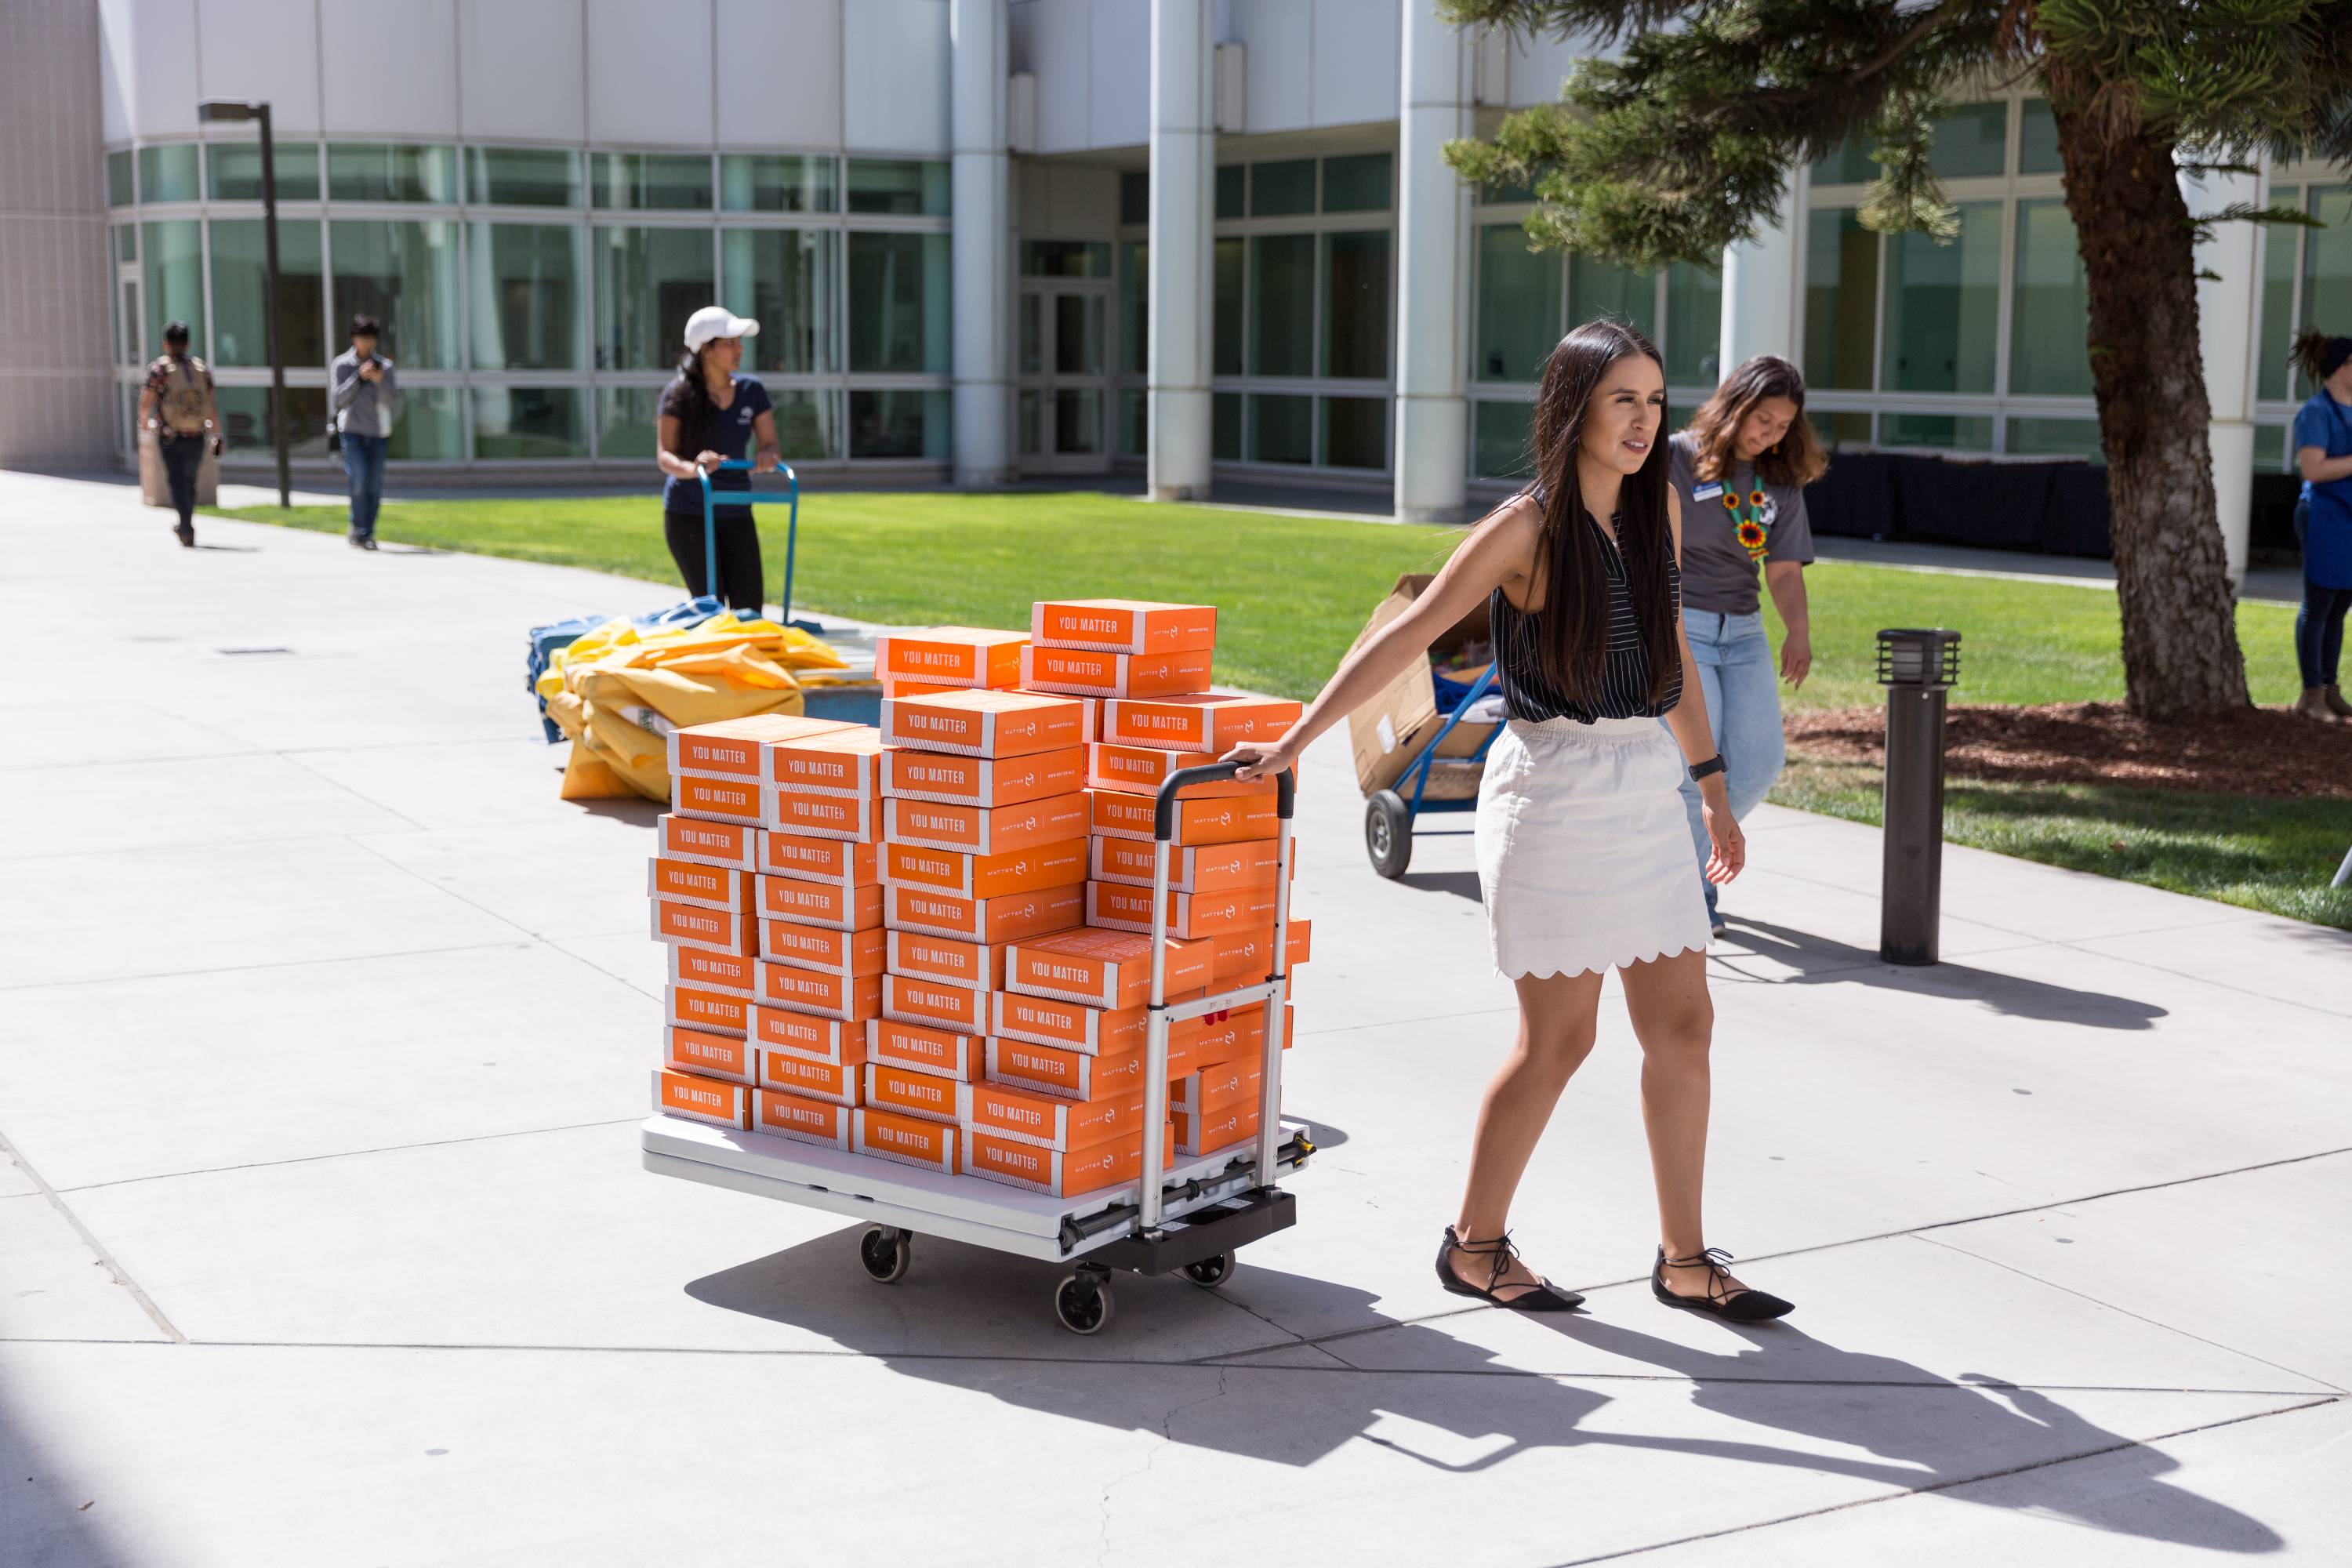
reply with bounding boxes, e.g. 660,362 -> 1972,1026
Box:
1345,573 -> 1500,799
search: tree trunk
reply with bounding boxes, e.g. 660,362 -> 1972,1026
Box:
2052,108 -> 2250,720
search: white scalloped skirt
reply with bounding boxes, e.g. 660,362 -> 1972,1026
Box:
1474,716 -> 1711,979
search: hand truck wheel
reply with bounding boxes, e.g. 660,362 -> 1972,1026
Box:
1365,789 -> 1413,879
858,1225 -> 911,1283
1054,1267 -> 1114,1334
1182,1253 -> 1236,1289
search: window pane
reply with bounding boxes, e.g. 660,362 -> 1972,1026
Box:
847,230 -> 950,374
1212,391 -> 1241,459
720,154 -> 837,213
1323,231 -> 1390,379
1248,394 -> 1312,463
208,140 -> 321,201
1927,103 -> 2008,180
1322,395 -> 1385,469
849,388 -> 949,459
1664,260 -> 1721,385
326,143 -> 458,203
1570,254 -> 1656,338
1820,410 -> 1871,448
1118,240 -> 1148,376
1803,207 -> 1877,390
1055,389 -> 1104,454
1322,153 -> 1390,212
1880,412 -> 1993,450
1212,236 -> 1243,376
2018,100 -> 2062,176
468,223 -> 588,369
597,385 -> 665,459
1117,387 -> 1145,456
1021,240 -> 1110,278
2006,417 -> 2104,463
592,152 -> 713,211
845,159 -> 949,216
1018,388 -> 1043,456
472,386 -> 588,458
1214,165 -> 1244,220
330,220 -> 462,369
466,147 -> 580,207
2302,186 -> 2352,399
386,386 -> 463,459
1055,292 -> 1105,377
594,225 -> 716,371
2009,198 -> 2092,397
1248,234 -> 1314,376
1120,170 -> 1149,227
1250,159 -> 1315,218
2262,185 -> 2300,401
1808,133 -> 1875,186
2256,420 -> 2291,470
138,144 -> 199,203
209,219 -> 326,368
769,387 -> 843,459
720,227 -> 837,376
1881,201 -> 1999,392
1475,399 -> 1534,479
107,150 -> 133,207
1477,224 -> 1560,383
140,220 -> 205,359
216,384 -> 331,457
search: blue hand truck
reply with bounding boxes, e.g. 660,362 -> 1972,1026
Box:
1363,661 -> 1504,879
697,458 -> 814,630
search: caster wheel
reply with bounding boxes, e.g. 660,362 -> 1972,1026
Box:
1054,1272 -> 1114,1334
1365,789 -> 1412,880
858,1225 -> 910,1283
1182,1254 -> 1236,1288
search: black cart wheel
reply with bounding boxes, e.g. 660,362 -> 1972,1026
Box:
1054,1271 -> 1114,1334
1366,789 -> 1413,879
858,1225 -> 910,1283
1182,1253 -> 1236,1288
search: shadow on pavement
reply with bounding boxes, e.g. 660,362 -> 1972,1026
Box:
0,1390 -> 144,1568
1399,869 -> 1483,902
1715,917 -> 2168,1029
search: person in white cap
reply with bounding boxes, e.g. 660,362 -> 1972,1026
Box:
655,304 -> 779,612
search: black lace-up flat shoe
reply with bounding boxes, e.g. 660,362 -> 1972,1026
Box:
1436,1226 -> 1584,1312
1652,1246 -> 1793,1321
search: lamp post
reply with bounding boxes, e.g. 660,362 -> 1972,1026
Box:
1876,627 -> 1962,966
196,99 -> 289,508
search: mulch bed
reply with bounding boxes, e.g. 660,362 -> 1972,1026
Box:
1785,702 -> 2352,800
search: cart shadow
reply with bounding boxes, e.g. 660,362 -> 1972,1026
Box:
1398,869 -> 1483,902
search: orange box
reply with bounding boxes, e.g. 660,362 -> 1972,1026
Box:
1210,920 -> 1312,982
665,1024 -> 757,1085
854,1106 -> 958,1174
670,713 -> 855,780
666,982 -> 748,1037
673,770 -> 765,826
885,882 -> 1086,945
1190,1005 -> 1294,1065
768,787 -> 881,841
1018,644 -> 1214,699
991,990 -> 1149,1054
1030,598 -> 1217,655
883,745 -> 1087,808
659,812 -> 760,870
1086,880 -> 1281,940
1101,694 -> 1302,753
1086,742 -> 1274,800
758,1048 -> 861,1106
983,1036 -> 1194,1102
747,1004 -> 867,1068
881,972 -> 991,1033
647,856 -> 755,910
753,1087 -> 852,1149
881,838 -> 1089,900
884,930 -> 1007,989
652,897 -> 758,957
759,832 -> 879,888
865,1061 -> 961,1124
964,1128 -> 1173,1198
756,961 -> 884,1022
881,688 -> 1088,758
885,793 -> 1089,856
1091,837 -> 1286,895
964,1080 -> 1148,1151
866,1017 -> 988,1082
1089,789 -> 1279,845
667,943 -> 758,997
1007,927 -> 1213,1010
1175,1099 -> 1261,1156
873,626 -> 1029,688
757,876 -> 884,933
1173,1058 -> 1262,1116
759,916 -> 885,980
769,727 -> 886,800
654,1068 -> 751,1129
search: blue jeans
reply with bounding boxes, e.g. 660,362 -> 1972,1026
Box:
1672,611 -> 1787,919
341,432 -> 387,539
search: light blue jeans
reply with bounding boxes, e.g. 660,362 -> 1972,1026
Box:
1672,610 -> 1786,919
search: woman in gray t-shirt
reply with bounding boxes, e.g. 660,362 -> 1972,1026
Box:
1664,354 -> 1828,933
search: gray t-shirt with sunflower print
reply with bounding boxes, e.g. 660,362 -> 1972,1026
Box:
1666,430 -> 1816,616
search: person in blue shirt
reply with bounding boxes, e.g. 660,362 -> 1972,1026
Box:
2290,330 -> 2352,722
655,305 -> 779,614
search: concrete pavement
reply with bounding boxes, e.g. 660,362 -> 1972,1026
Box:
2,470 -> 2347,1566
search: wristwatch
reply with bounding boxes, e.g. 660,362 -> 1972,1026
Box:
1688,754 -> 1726,782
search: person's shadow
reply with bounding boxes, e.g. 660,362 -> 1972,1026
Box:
1714,916 -> 2169,1029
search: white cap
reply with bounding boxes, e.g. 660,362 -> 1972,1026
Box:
684,305 -> 759,352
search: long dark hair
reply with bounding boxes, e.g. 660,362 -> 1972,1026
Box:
1685,354 -> 1829,488
1523,319 -> 1679,709
2292,328 -> 2352,390
661,346 -> 717,457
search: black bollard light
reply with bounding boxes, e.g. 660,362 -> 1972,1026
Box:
1877,627 -> 1962,966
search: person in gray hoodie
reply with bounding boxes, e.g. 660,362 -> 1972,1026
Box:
328,314 -> 398,550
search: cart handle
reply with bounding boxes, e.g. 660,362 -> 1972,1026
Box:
696,459 -> 800,614
1153,760 -> 1294,841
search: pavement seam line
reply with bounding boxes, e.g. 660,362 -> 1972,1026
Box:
1542,1394 -> 2344,1566
0,938 -> 531,993
0,1126 -> 186,1345
51,1117 -> 647,1195
273,747 -> 431,832
2046,935 -> 2352,1022
343,833 -> 555,944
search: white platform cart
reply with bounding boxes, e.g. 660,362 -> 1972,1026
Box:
642,762 -> 1309,1334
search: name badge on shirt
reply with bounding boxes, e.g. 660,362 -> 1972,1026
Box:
1691,482 -> 1724,501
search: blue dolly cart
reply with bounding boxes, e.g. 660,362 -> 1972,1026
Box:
696,459 -> 810,629
1363,661 -> 1503,879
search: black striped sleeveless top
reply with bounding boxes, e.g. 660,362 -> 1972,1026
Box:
1490,510 -> 1682,723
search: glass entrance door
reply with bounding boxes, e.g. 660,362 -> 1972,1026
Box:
1017,281 -> 1111,474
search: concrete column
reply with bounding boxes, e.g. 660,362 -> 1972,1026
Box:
950,0 -> 1014,488
1392,2 -> 1473,524
1717,175 -> 1803,375
1147,0 -> 1216,501
2184,158 -> 2267,587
